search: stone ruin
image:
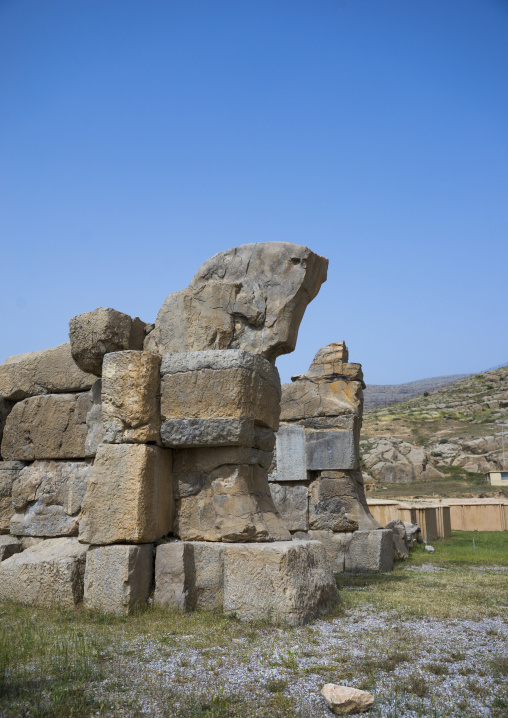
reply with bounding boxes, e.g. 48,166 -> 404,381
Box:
0,242 -> 394,624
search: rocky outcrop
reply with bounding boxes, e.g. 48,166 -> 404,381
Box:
361,438 -> 445,484
145,242 -> 328,362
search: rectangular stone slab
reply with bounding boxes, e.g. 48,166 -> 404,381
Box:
223,540 -> 338,625
305,430 -> 357,470
1,393 -> 92,461
0,343 -> 96,401
272,425 -> 307,482
0,538 -> 88,607
344,529 -> 394,573
84,544 -> 153,615
269,482 -> 309,532
79,444 -> 174,545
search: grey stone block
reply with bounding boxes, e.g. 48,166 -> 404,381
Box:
273,425 -> 307,482
269,482 -> 308,532
84,544 -> 153,614
344,529 -> 394,573
0,461 -> 26,533
308,530 -> 354,573
305,430 -> 357,470
160,418 -> 256,448
0,535 -> 22,561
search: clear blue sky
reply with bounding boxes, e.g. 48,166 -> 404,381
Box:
1,0 -> 507,385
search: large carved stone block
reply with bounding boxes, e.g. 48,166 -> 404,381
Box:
312,471 -> 381,531
79,444 -> 174,545
0,343 -> 96,402
0,538 -> 88,607
269,483 -> 309,532
10,460 -> 91,537
174,462 -> 290,543
223,540 -> 338,625
1,393 -> 91,461
305,430 -> 357,470
69,307 -> 147,376
307,530 -> 354,572
145,243 -> 328,362
273,425 -> 307,482
160,351 -> 281,448
344,529 -> 394,573
308,474 -> 360,532
101,351 -> 160,443
0,399 -> 14,458
84,544 -> 153,614
0,461 -> 25,532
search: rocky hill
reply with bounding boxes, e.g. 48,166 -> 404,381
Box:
363,374 -> 470,409
360,366 -> 508,497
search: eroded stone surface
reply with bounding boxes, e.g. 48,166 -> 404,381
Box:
84,544 -> 153,614
10,461 -> 91,537
269,483 -> 309,532
69,308 -> 148,375
0,461 -> 25,532
223,540 -> 338,625
273,425 -> 307,482
145,243 -> 328,362
321,684 -> 374,715
0,343 -> 96,401
1,393 -> 91,461
101,351 -> 160,443
79,444 -> 174,545
305,430 -> 357,471
344,529 -> 394,573
0,538 -> 87,607
0,535 -> 22,561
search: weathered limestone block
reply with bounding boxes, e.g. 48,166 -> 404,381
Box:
0,399 -> 14,457
175,463 -> 290,543
273,425 -> 307,482
1,393 -> 91,461
154,541 -> 225,611
305,430 -> 357,470
84,544 -> 153,615
85,380 -> 103,457
344,529 -> 394,573
162,418 -> 257,449
79,444 -> 174,545
145,243 -> 328,363
69,307 -> 148,376
173,446 -> 273,498
223,540 -> 338,625
154,541 -> 194,610
308,474 -> 360,532
307,530 -> 354,573
269,483 -> 309,531
10,460 -> 91,537
0,538 -> 88,606
160,351 -> 281,447
101,351 -> 160,443
0,343 -> 96,401
309,471 -> 381,532
0,461 -> 25,532
0,535 -> 22,561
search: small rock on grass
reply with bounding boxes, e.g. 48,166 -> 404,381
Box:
425,545 -> 435,553
321,684 -> 374,715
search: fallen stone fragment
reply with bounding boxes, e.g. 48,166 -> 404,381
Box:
79,443 -> 174,545
84,544 -> 153,615
0,538 -> 88,607
69,307 -> 148,375
0,535 -> 22,561
101,351 -> 160,443
1,393 -> 92,461
0,343 -> 96,401
10,460 -> 91,537
223,539 -> 338,625
145,242 -> 328,362
321,684 -> 374,714
344,529 -> 394,573
425,544 -> 435,553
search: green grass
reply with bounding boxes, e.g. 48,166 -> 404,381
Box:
409,530 -> 508,567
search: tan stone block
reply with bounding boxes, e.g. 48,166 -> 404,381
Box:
0,535 -> 22,561
0,538 -> 87,607
160,350 -> 281,433
84,544 -> 153,615
308,475 -> 359,532
307,530 -> 354,573
79,444 -> 174,545
269,482 -> 309,532
1,393 -> 91,461
281,378 -> 363,422
69,307 -> 148,375
223,540 -> 338,625
174,463 -> 290,543
0,461 -> 25,532
0,343 -> 96,401
344,529 -> 394,573
10,460 -> 91,537
101,351 -> 160,443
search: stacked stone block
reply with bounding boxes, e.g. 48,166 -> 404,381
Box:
269,342 -> 394,573
0,242 -> 339,623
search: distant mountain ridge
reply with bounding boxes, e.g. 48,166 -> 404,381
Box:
364,374 -> 471,409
